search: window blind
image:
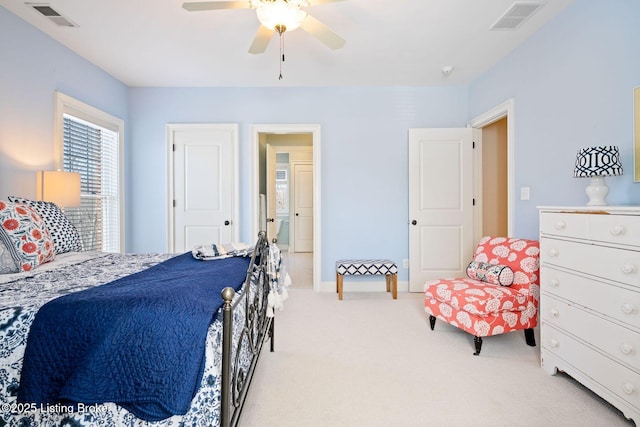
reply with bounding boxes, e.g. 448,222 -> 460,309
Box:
62,114 -> 120,252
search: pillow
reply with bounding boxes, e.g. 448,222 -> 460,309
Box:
0,200 -> 55,272
8,196 -> 83,254
466,261 -> 514,286
0,239 -> 19,274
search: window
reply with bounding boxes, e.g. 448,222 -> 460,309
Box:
54,92 -> 124,252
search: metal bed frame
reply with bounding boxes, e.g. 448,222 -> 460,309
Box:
220,231 -> 275,427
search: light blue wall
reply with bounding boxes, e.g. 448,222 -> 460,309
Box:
127,86 -> 469,282
469,0 -> 640,239
0,7 -> 128,201
4,0 -> 640,282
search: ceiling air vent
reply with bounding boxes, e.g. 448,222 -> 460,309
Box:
27,3 -> 77,27
490,2 -> 545,30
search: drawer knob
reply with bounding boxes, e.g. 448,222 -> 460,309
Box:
610,225 -> 626,236
548,248 -> 559,257
554,221 -> 566,230
621,303 -> 636,315
620,343 -> 634,355
622,383 -> 636,395
621,264 -> 637,274
550,339 -> 559,348
550,279 -> 560,288
550,309 -> 560,317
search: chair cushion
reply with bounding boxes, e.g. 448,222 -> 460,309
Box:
424,277 -> 536,316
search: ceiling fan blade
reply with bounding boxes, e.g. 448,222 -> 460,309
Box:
182,1 -> 250,12
308,0 -> 347,5
248,25 -> 274,54
300,15 -> 345,50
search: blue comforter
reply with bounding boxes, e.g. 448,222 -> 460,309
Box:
17,252 -> 251,421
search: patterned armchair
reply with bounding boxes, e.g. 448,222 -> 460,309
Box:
423,236 -> 540,355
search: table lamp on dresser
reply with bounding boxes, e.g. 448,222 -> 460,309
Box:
574,145 -> 623,206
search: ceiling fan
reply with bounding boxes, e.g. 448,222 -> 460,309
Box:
182,0 -> 346,54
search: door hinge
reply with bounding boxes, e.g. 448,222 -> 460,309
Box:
173,200 -> 176,208
473,198 -> 476,206
473,141 -> 476,149
172,144 -> 176,152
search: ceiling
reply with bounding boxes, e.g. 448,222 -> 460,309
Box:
0,0 -> 574,87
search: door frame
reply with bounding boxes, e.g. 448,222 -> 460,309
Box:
251,124 -> 322,292
469,98 -> 515,239
166,123 -> 239,252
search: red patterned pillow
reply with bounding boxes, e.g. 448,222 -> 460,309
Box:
0,200 -> 55,272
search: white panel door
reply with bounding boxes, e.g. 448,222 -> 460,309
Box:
408,128 -> 475,292
171,125 -> 237,252
292,162 -> 313,252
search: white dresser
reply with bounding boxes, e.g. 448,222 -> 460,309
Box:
539,206 -> 640,425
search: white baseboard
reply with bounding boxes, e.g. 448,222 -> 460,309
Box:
319,280 -> 410,293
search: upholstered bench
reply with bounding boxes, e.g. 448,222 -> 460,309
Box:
336,259 -> 398,300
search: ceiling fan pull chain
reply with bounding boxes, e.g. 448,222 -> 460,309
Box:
279,31 -> 285,80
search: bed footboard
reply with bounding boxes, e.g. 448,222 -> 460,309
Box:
220,231 -> 274,427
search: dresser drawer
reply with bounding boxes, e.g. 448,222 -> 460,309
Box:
540,266 -> 640,329
588,214 -> 640,249
540,237 -> 640,288
540,212 -> 588,239
540,211 -> 640,248
542,325 -> 640,411
541,293 -> 640,370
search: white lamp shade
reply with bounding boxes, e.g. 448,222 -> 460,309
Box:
37,171 -> 81,207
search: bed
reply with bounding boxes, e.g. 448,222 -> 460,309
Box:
0,197 -> 284,426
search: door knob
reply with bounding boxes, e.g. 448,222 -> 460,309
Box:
411,220 -> 417,225
224,220 -> 230,226
266,218 -> 275,223
295,213 -> 299,216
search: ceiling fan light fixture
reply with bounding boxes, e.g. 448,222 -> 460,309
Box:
253,0 -> 309,32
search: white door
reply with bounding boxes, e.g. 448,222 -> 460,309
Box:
408,128 -> 476,292
169,124 -> 238,252
266,144 -> 278,241
292,162 -> 313,252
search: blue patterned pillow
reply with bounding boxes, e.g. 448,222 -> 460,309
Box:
8,196 -> 83,254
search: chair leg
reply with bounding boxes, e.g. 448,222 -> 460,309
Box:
524,328 -> 536,347
473,336 -> 483,356
428,315 -> 436,330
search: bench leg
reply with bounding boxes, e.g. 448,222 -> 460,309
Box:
392,273 -> 397,299
386,274 -> 391,292
337,273 -> 344,300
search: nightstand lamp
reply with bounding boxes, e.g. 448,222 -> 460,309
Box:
574,145 -> 623,206
37,170 -> 81,207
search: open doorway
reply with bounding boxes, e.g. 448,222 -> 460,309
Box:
481,117 -> 508,237
469,99 -> 515,240
251,124 -> 322,291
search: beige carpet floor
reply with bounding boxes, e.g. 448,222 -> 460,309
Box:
239,289 -> 636,427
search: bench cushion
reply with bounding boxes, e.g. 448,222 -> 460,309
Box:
336,259 -> 397,275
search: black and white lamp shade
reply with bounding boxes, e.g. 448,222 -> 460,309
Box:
574,145 -> 623,206
574,145 -> 623,177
